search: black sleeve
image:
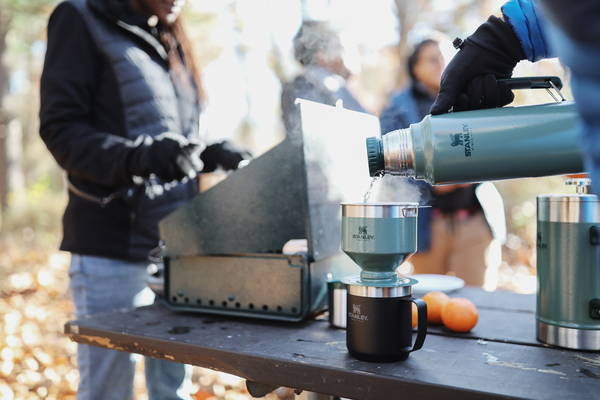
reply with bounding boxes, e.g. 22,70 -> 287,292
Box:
39,2 -> 135,187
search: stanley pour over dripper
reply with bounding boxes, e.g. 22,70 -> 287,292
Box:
342,202 -> 418,283
341,202 -> 427,362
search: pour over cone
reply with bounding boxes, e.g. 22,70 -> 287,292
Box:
341,202 -> 418,282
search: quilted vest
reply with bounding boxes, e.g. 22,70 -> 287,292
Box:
69,0 -> 200,257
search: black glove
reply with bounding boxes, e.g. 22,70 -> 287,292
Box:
127,132 -> 204,182
200,141 -> 251,173
430,16 -> 526,115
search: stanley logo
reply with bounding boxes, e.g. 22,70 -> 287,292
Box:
450,133 -> 464,147
349,303 -> 368,321
353,225 -> 375,241
449,124 -> 474,157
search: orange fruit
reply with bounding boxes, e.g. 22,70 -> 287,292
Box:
422,291 -> 449,324
441,298 -> 478,332
565,173 -> 588,179
192,390 -> 213,400
411,303 -> 417,328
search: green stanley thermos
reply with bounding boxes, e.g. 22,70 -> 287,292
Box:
366,77 -> 584,183
537,178 -> 600,350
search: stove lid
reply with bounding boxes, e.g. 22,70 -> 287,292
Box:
159,100 -> 378,260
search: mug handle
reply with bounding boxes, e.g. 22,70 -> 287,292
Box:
409,297 -> 427,352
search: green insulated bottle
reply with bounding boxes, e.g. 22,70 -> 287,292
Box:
367,101 -> 584,184
536,179 -> 600,350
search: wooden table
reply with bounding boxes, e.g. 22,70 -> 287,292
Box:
64,287 -> 600,400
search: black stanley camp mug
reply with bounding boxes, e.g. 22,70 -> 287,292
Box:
346,283 -> 427,362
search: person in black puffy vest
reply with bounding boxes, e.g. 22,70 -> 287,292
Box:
40,0 -> 248,398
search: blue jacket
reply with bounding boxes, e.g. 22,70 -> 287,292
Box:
380,84 -> 435,135
502,0 -> 553,61
502,0 -> 600,194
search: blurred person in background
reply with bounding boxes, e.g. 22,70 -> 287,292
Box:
39,0 -> 247,399
281,20 -> 366,137
380,39 -> 506,289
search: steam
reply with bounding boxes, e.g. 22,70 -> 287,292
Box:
368,175 -> 425,204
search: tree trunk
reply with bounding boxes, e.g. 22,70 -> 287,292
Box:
0,18 -> 9,214
393,0 -> 428,90
393,0 -> 409,90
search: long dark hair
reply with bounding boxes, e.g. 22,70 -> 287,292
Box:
160,18 -> 203,99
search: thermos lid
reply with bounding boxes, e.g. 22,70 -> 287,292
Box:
366,137 -> 384,177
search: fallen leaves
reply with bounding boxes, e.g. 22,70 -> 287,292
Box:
0,238 -> 76,400
0,237 -> 292,400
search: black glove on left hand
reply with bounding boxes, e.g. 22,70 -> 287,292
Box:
200,141 -> 252,172
127,132 -> 204,182
430,16 -> 526,115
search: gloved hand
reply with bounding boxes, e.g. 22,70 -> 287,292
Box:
127,132 -> 204,182
430,16 -> 526,115
200,141 -> 251,172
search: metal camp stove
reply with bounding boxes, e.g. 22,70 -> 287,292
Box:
159,100 -> 378,321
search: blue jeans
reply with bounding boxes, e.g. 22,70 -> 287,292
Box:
69,254 -> 192,400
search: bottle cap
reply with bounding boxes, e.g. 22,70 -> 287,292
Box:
366,137 -> 384,177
